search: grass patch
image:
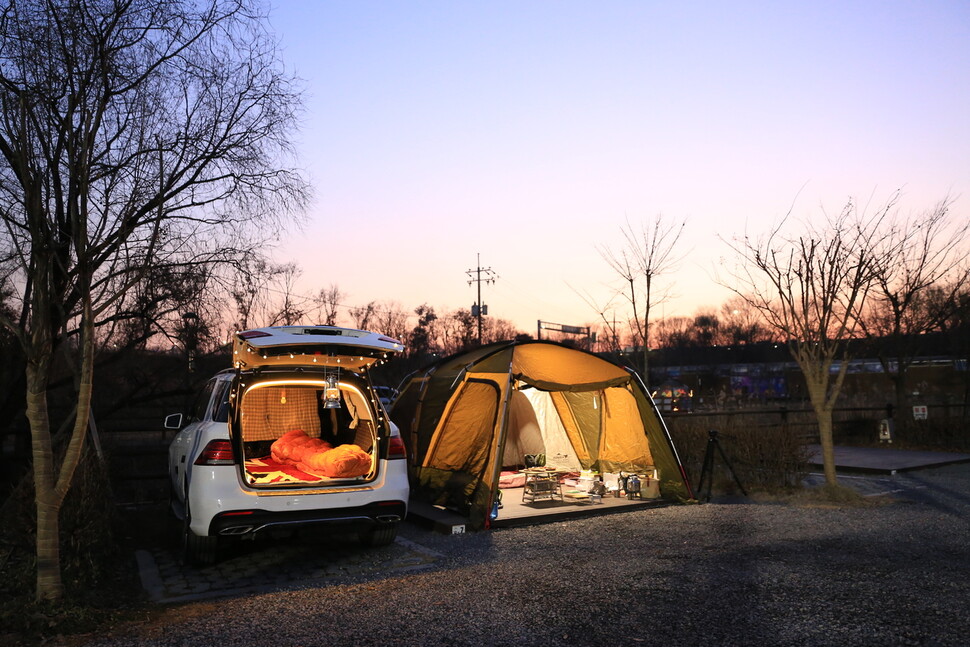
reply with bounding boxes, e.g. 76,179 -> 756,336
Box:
750,482 -> 893,509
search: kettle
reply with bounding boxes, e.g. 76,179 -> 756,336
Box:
626,473 -> 641,500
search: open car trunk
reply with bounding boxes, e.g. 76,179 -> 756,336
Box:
233,374 -> 381,487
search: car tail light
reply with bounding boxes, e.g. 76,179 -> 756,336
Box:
387,436 -> 407,460
194,439 -> 235,465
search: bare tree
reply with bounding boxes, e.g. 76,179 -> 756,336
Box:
574,287 -> 624,353
373,301 -> 410,344
599,215 -> 686,387
313,283 -> 344,326
861,198 -> 969,428
103,263 -> 214,350
349,301 -> 378,331
652,308 -> 763,349
718,296 -> 773,345
484,316 -> 524,344
438,308 -> 477,355
653,315 -> 693,348
691,310 -> 720,347
721,197 -> 892,487
230,259 -> 306,330
0,0 -> 307,600
409,304 -> 438,360
272,263 -> 308,326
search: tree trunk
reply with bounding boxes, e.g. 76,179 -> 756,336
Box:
641,343 -> 649,389
803,363 -> 839,487
815,404 -> 838,486
34,492 -> 62,600
642,278 -> 652,390
26,298 -> 95,601
26,363 -> 63,601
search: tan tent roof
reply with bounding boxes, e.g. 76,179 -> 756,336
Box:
470,342 -> 632,390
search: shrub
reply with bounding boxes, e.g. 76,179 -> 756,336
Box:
667,416 -> 811,496
894,417 -> 970,452
0,445 -> 133,642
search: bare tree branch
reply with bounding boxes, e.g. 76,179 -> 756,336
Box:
0,0 -> 308,601
860,196 -> 970,428
598,214 -> 686,386
719,195 -> 895,486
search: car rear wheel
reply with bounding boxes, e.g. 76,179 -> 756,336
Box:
360,522 -> 398,547
182,493 -> 218,566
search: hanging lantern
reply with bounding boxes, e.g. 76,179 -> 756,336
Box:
323,367 -> 341,409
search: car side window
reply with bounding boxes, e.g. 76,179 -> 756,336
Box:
210,380 -> 231,423
189,380 -> 217,422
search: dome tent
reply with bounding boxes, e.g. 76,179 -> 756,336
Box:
391,340 -> 694,529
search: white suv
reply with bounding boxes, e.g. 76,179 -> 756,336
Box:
166,326 -> 409,565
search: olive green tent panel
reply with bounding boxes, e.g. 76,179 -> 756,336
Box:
393,354 -> 490,462
549,390 -> 598,464
631,382 -> 690,497
411,372 -> 510,517
550,387 -> 656,473
423,379 -> 500,471
390,340 -> 693,529
596,386 -> 655,471
392,376 -> 427,460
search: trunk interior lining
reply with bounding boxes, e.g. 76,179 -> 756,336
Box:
237,381 -> 379,484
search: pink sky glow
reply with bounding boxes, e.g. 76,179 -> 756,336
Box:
264,1 -> 970,334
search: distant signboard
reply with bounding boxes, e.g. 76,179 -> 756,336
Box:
912,405 -> 928,420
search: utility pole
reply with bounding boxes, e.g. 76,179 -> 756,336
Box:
466,253 -> 497,345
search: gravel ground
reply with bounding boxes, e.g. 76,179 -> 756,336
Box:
67,464 -> 970,647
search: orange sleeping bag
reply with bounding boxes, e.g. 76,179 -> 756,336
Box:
271,429 -> 332,464
299,443 -> 372,478
270,429 -> 372,478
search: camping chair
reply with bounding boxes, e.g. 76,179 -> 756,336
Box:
522,473 -> 562,503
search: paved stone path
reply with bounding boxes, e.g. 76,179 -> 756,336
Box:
136,531 -> 442,604
806,443 -> 970,473
802,471 -> 929,497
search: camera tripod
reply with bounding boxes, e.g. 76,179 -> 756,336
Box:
696,429 -> 747,502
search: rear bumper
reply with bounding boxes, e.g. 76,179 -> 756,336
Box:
208,500 -> 407,537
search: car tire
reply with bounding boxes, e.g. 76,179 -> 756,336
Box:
360,522 -> 398,547
182,493 -> 218,566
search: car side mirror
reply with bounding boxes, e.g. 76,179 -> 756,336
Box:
164,413 -> 184,430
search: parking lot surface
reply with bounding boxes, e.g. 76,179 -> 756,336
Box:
71,459 -> 970,647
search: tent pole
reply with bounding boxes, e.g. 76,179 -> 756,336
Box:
485,363 -> 516,529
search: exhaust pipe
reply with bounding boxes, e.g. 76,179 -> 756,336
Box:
220,526 -> 254,536
376,514 -> 401,523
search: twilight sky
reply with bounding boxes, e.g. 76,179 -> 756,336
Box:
266,1 -> 970,334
